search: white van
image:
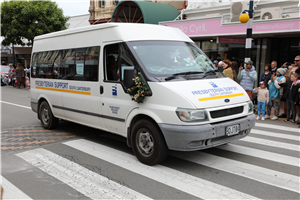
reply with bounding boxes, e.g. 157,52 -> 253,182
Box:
30,23 -> 255,165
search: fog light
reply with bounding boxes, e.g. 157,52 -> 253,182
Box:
188,140 -> 203,147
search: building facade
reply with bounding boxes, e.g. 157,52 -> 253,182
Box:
89,0 -> 186,24
160,0 -> 300,86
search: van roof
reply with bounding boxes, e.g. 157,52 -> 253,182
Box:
34,23 -> 192,43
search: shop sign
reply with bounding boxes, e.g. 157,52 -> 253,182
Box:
164,19 -> 299,36
219,37 -> 245,44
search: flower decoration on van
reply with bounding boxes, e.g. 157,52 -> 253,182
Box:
127,73 -> 149,104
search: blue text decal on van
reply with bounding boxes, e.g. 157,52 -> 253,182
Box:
112,85 -> 117,96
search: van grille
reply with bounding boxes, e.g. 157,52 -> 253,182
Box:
210,106 -> 244,119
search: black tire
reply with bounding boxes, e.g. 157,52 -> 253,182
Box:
131,119 -> 168,165
39,101 -> 59,130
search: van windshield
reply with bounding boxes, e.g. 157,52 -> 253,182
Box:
129,41 -> 217,77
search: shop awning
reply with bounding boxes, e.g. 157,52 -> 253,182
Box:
111,0 -> 180,24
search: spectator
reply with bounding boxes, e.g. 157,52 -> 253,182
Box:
213,60 -> 218,68
265,68 -> 286,120
271,61 -> 278,75
278,64 -> 293,118
292,55 -> 300,123
15,63 -> 25,89
221,60 -> 234,80
231,61 -> 239,83
279,72 -> 299,123
10,64 -> 16,88
238,60 -> 257,100
260,63 -> 272,86
253,82 -> 269,120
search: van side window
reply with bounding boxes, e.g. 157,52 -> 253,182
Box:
32,46 -> 100,81
31,53 -> 38,78
63,49 -> 76,80
37,51 -> 54,79
84,47 -> 99,81
105,43 -> 120,81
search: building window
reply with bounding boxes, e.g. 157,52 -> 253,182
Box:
99,1 -> 105,8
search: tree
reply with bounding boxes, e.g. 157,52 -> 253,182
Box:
1,0 -> 69,46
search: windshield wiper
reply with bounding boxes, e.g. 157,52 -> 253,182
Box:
205,69 -> 219,76
165,71 -> 204,81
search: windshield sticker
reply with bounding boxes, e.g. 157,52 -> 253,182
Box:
112,84 -> 117,97
35,80 -> 91,95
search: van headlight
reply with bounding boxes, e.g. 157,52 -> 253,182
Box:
176,108 -> 208,122
248,101 -> 253,113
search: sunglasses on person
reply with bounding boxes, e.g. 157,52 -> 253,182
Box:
295,60 -> 300,62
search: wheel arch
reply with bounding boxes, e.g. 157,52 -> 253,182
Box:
37,97 -> 48,120
126,112 -> 166,148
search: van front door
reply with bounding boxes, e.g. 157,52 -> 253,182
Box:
101,43 -> 137,136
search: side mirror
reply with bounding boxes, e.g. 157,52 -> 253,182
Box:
123,69 -> 135,88
218,66 -> 223,72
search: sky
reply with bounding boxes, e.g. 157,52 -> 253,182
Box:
54,0 -> 90,17
0,0 -> 90,17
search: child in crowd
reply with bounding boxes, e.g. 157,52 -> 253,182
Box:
254,81 -> 269,120
279,72 -> 300,123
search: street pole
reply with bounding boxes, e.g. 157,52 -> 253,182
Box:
244,0 -> 254,64
12,44 -> 15,65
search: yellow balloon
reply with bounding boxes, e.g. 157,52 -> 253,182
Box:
239,13 -> 250,23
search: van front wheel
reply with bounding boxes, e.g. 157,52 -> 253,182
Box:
39,101 -> 59,130
131,120 -> 168,165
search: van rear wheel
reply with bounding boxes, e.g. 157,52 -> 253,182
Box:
39,101 -> 59,130
131,119 -> 168,165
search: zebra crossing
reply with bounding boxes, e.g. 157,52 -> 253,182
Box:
2,121 -> 299,199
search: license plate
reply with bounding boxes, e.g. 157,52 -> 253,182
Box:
226,124 -> 240,136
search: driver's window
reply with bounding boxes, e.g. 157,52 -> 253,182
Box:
104,43 -> 136,82
105,43 -> 119,81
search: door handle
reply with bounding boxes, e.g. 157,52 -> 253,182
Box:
100,86 -> 104,94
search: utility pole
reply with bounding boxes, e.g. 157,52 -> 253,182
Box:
239,0 -> 254,63
12,44 -> 15,65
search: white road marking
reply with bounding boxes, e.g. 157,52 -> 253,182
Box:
216,143 -> 299,167
250,129 -> 299,141
16,148 -> 151,200
241,137 -> 300,151
254,122 -> 300,133
0,101 -> 31,109
64,139 -> 260,199
1,176 -> 33,200
169,151 -> 300,193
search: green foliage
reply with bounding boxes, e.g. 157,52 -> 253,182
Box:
127,73 -> 150,104
1,0 -> 69,46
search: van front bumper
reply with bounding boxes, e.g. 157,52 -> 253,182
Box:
158,114 -> 256,151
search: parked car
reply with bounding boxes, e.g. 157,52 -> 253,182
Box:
1,65 -> 10,86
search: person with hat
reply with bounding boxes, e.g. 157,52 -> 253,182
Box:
238,60 -> 257,100
265,68 -> 287,120
213,60 -> 218,68
253,81 -> 269,120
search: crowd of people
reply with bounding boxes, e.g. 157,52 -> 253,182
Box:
216,55 -> 300,128
3,63 -> 30,89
